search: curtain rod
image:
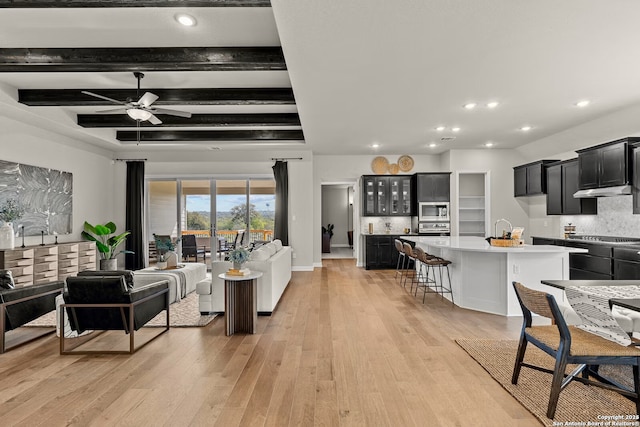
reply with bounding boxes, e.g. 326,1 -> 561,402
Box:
271,157 -> 302,161
114,158 -> 147,162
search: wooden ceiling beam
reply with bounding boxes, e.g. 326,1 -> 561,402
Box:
116,129 -> 304,143
78,113 -> 301,128
0,47 -> 285,72
0,0 -> 271,7
19,88 -> 295,106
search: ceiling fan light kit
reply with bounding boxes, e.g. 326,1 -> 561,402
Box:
127,108 -> 152,121
82,72 -> 192,126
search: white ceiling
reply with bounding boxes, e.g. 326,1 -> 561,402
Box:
2,0 -> 640,156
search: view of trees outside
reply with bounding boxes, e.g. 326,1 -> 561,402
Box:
185,199 -> 275,232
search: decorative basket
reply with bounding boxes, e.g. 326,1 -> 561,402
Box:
490,238 -> 524,247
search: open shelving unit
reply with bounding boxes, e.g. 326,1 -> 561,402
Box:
457,173 -> 488,237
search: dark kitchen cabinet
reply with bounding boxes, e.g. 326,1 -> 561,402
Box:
576,138 -> 640,190
389,176 -> 412,215
365,235 -> 400,270
413,173 -> 450,202
513,160 -> 558,197
533,237 -> 613,279
546,159 -> 597,215
613,247 -> 640,279
362,175 -> 412,217
564,240 -> 613,280
545,163 -> 562,215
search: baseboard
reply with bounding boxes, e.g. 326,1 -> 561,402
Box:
292,265 -> 315,272
258,311 -> 272,316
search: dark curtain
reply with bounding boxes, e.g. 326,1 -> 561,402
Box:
125,161 -> 145,270
272,161 -> 289,246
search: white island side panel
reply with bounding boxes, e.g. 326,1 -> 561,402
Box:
406,236 -> 581,316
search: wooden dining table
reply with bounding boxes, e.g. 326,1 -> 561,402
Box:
541,279 -> 640,346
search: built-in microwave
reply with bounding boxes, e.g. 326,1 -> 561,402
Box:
418,202 -> 449,222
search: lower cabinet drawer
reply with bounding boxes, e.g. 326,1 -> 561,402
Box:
613,259 -> 640,279
570,254 -> 612,275
569,268 -> 612,280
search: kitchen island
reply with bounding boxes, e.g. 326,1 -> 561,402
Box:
402,236 -> 587,316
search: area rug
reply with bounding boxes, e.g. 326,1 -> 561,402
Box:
24,292 -> 217,328
456,339 -> 636,426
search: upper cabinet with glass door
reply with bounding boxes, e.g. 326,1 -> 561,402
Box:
362,175 -> 413,217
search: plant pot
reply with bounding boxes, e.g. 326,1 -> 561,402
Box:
100,259 -> 118,271
156,261 -> 168,270
233,261 -> 243,270
0,222 -> 15,250
322,232 -> 331,253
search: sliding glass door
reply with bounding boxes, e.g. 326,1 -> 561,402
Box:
147,177 -> 275,266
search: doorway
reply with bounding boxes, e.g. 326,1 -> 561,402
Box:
321,183 -> 356,259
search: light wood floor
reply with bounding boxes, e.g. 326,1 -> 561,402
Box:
0,260 -> 541,426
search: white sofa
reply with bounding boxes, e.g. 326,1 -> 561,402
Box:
197,241 -> 292,315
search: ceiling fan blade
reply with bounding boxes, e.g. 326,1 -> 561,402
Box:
138,92 -> 159,108
95,108 -> 128,114
147,114 -> 162,125
81,91 -> 126,105
152,108 -> 192,118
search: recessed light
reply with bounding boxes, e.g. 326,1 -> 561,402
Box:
435,126 -> 446,132
429,143 -> 437,148
520,125 -> 532,132
175,13 -> 197,27
575,100 -> 590,108
463,103 -> 476,110
371,143 -> 380,149
486,101 -> 499,109
451,127 -> 461,132
485,142 -> 494,147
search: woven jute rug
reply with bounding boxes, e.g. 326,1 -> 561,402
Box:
24,292 -> 217,328
456,339 -> 636,426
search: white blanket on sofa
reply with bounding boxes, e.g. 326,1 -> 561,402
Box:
136,263 -> 206,304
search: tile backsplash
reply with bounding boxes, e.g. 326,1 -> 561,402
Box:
360,217 -> 412,234
562,195 -> 640,237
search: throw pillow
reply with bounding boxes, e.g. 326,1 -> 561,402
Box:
249,248 -> 270,261
78,270 -> 135,291
0,269 -> 15,289
273,239 -> 283,251
265,242 -> 277,256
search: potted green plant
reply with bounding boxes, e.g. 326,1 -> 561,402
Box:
228,247 -> 250,271
81,221 -> 133,271
322,223 -> 334,253
153,234 -> 180,269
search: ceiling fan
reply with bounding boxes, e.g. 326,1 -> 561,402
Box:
81,72 -> 192,125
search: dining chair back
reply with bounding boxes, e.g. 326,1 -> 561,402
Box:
511,281 -> 640,419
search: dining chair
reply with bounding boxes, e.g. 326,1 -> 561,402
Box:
181,234 -> 206,263
511,281 -> 640,419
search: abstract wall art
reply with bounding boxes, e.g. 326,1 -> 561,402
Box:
0,160 -> 72,236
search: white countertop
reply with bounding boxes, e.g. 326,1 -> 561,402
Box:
402,236 -> 587,254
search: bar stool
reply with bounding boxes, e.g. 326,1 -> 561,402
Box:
411,246 -> 435,298
394,239 -> 407,283
402,242 -> 417,289
423,253 -> 454,305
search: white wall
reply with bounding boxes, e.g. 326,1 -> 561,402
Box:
0,116 -> 116,249
321,186 -> 349,247
143,154 -> 315,270
445,149 -> 530,240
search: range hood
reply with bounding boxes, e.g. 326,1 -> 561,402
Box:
573,185 -> 632,198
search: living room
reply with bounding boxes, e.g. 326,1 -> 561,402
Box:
2,1 -> 640,425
